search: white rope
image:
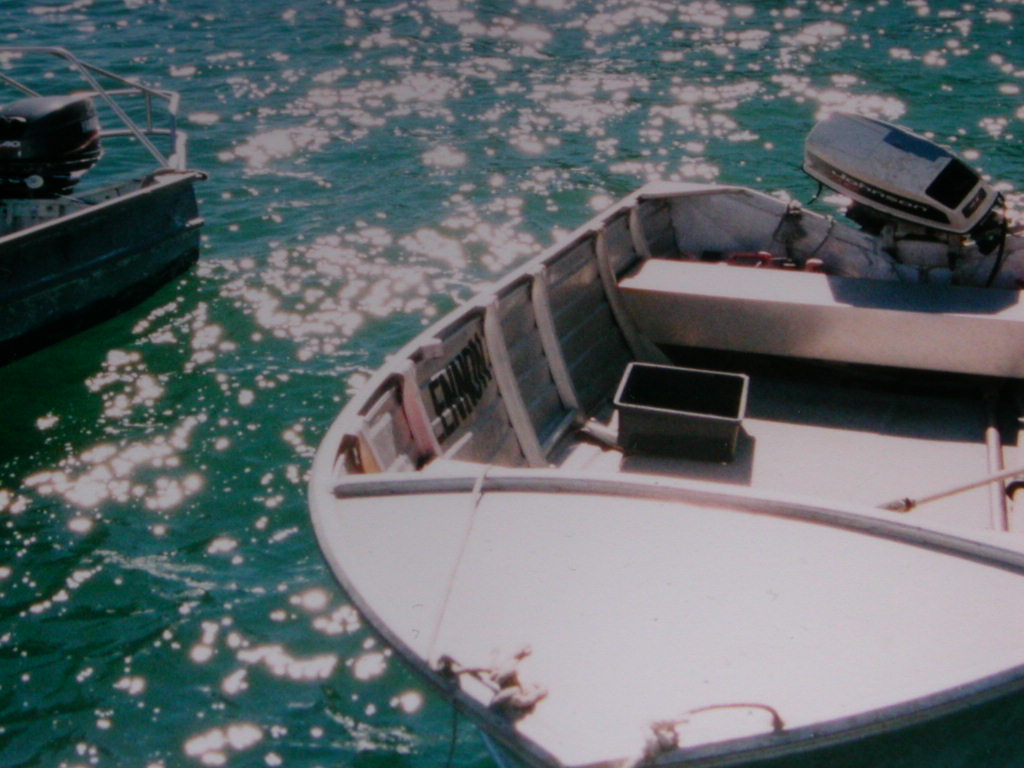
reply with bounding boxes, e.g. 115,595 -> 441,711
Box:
633,702 -> 785,766
436,645 -> 547,721
426,468 -> 490,662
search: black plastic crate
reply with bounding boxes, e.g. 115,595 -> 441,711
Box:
614,362 -> 748,462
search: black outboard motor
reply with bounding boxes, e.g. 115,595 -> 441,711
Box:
0,94 -> 102,198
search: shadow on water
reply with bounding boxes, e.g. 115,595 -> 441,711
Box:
0,277 -> 201,469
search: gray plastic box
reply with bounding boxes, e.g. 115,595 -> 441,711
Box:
614,362 -> 748,462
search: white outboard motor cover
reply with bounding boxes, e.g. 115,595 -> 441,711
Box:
804,112 -> 997,235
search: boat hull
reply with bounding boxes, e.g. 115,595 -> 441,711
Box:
0,171 -> 203,362
482,682 -> 1024,768
480,681 -> 1024,767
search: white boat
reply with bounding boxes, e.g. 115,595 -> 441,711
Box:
309,114 -> 1024,766
0,47 -> 205,363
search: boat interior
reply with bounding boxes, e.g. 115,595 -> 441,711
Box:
330,183 -> 1024,533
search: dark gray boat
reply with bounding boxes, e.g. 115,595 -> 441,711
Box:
0,47 -> 205,363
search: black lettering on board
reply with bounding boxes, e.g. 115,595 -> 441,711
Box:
427,333 -> 494,443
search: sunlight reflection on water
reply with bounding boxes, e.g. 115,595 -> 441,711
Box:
3,0 -> 1024,765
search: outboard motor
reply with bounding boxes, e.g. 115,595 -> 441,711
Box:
0,94 -> 102,198
803,112 -> 1005,256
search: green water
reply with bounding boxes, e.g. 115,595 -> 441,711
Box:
2,1 -> 1023,765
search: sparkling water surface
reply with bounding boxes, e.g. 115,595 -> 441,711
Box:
2,1 -> 1023,766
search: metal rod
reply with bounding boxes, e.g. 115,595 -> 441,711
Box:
880,461 -> 1024,513
985,390 -> 1010,531
0,47 -> 177,167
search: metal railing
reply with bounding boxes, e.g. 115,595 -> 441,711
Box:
0,46 -> 189,170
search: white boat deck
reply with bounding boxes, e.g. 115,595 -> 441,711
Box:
320,473 -> 1024,767
555,367 -> 1019,531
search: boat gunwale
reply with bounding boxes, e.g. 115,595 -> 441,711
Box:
0,168 -> 204,249
326,465 -> 1024,581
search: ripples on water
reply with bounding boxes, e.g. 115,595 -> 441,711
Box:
1,1 -> 1022,765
